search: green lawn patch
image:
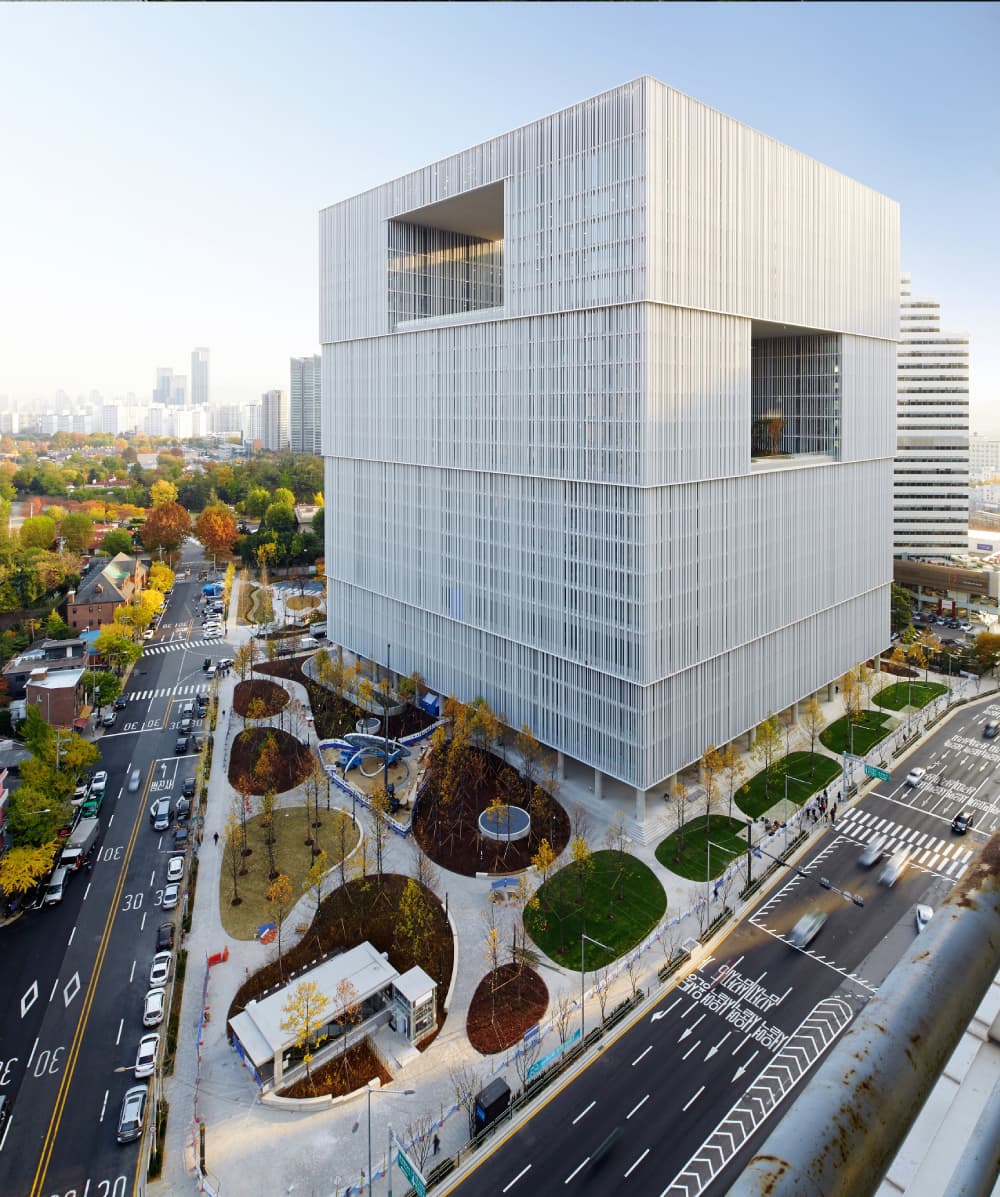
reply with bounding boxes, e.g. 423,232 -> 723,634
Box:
873,680 -> 949,711
819,710 -> 894,755
736,751 -> 843,819
655,813 -> 749,881
219,806 -> 359,940
524,849 -> 665,969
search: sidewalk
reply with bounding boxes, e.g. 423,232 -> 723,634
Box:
155,612 -> 1000,1197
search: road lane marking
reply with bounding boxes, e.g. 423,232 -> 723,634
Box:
502,1165 -> 531,1192
572,1101 -> 595,1124
67,927 -> 76,947
83,883 -> 91,901
99,1089 -> 108,1122
632,1046 -> 652,1066
627,1095 -> 649,1120
682,1040 -> 701,1061
130,960 -> 136,983
27,1037 -> 39,1071
140,912 -> 147,932
116,1019 -> 123,1046
624,1148 -> 649,1178
682,1086 -> 705,1111
564,1157 -> 590,1183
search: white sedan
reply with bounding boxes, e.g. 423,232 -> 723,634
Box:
166,856 -> 185,883
143,987 -> 166,1027
149,952 -> 172,987
161,883 -> 179,910
134,1033 -> 159,1078
905,767 -> 927,787
90,771 -> 108,795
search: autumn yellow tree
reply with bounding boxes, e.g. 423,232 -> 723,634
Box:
0,842 -> 59,896
800,696 -> 825,768
147,562 -> 175,593
280,980 -> 330,1091
150,479 -> 178,507
266,874 -> 294,974
331,977 -> 361,1084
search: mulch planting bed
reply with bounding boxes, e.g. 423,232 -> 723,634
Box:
466,964 -> 549,1055
279,1039 -> 391,1099
413,746 -> 570,877
228,726 -> 313,794
233,678 -> 289,718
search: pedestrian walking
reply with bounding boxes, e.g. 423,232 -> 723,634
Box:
433,1134 -> 440,1156
214,831 -> 220,847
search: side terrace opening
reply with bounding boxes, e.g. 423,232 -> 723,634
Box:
750,323 -> 841,465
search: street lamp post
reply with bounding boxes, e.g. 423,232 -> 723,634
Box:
782,772 -> 811,852
358,1085 -> 415,1195
580,932 -> 614,1044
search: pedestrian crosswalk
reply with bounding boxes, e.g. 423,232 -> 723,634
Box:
836,808 -> 974,879
127,683 -> 209,702
143,638 -> 221,655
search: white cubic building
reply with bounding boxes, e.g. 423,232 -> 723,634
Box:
320,77 -> 899,819
290,354 -> 322,455
894,274 -> 970,558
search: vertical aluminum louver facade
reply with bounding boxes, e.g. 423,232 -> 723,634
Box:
894,274 -> 970,557
320,77 -> 899,805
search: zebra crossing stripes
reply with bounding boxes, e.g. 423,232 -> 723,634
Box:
128,684 -> 206,702
142,638 -> 220,655
836,809 -> 973,878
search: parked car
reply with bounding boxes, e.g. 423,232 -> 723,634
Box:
178,717 -> 193,734
206,665 -> 217,678
202,657 -> 212,671
174,797 -> 191,824
72,783 -> 89,807
142,988 -> 166,1028
134,1033 -> 159,1079
149,800 -> 171,832
166,855 -> 185,883
182,776 -> 196,798
204,628 -> 223,639
149,951 -> 171,985
113,695 -> 127,710
952,811 -> 973,834
946,619 -> 961,629
90,771 -> 108,796
116,1083 -> 148,1143
788,910 -> 827,949
172,826 -> 190,850
161,883 -> 179,910
218,657 -> 234,670
905,767 -> 926,787
101,711 -> 116,728
155,922 -> 175,951
174,735 -> 189,754
142,629 -> 155,641
960,622 -> 974,633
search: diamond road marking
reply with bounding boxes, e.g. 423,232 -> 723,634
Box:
63,972 -> 81,1007
21,980 -> 38,1018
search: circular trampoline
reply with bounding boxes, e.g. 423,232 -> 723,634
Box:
478,805 -> 531,843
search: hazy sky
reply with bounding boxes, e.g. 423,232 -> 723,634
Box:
1,1 -> 997,428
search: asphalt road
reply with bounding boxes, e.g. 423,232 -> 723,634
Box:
446,690 -> 1000,1197
0,539 -> 234,1197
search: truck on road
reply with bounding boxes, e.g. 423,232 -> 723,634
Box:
60,817 -> 99,870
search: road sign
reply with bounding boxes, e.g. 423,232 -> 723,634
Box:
864,764 -> 891,782
397,1148 -> 427,1197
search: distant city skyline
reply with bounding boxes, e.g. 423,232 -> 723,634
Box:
0,2 -> 996,429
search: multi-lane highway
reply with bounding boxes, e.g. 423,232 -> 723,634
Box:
446,691 -> 1000,1197
0,539 -> 233,1197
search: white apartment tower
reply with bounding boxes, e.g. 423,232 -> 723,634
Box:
191,347 -> 210,406
320,78 -> 899,819
894,275 -> 970,558
290,355 -> 322,455
260,390 -> 289,451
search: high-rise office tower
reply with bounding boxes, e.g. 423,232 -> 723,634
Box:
191,347 -> 210,406
290,354 -> 322,455
320,78 -> 898,821
261,389 -> 289,452
893,275 -> 970,558
152,368 -> 187,406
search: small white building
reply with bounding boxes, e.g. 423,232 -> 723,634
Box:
228,941 -> 436,1091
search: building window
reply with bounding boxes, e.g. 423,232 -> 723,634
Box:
751,334 -> 841,460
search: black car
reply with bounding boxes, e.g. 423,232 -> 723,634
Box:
952,812 -> 973,835
182,776 -> 196,798
113,696 -> 127,711
174,797 -> 191,824
985,721 -> 999,740
202,658 -> 211,671
174,735 -> 189,754
155,922 -> 175,950
172,826 -> 190,849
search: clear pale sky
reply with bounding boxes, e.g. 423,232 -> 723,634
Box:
1,1 -> 997,429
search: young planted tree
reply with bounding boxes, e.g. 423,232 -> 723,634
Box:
448,1062 -> 485,1137
402,1111 -> 437,1174
280,980 -> 330,1091
245,695 -> 268,732
801,696 -> 825,768
750,713 -> 782,804
234,643 -> 255,682
669,778 -> 690,859
331,977 -> 361,1084
917,628 -> 942,681
552,991 -> 575,1045
906,643 -> 927,684
260,788 -> 278,879
570,835 -> 594,938
528,838 -> 557,933
594,967 -> 612,1024
604,810 -> 629,905
394,877 -> 436,969
369,785 -> 391,879
303,849 -> 328,913
700,744 -> 724,832
482,901 -> 503,1021
224,810 -> 243,906
266,874 -> 294,975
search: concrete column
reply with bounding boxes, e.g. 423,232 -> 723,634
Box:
874,653 -> 882,674
635,786 -> 647,823
594,769 -> 603,801
827,681 -> 835,702
556,750 -> 565,781
790,701 -> 800,721
746,730 -> 754,751
664,772 -> 676,797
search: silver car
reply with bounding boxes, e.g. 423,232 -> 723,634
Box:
143,987 -> 166,1027
134,1033 -> 159,1079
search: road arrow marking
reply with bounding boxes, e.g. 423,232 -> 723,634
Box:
705,1032 -> 731,1059
733,1049 -> 759,1081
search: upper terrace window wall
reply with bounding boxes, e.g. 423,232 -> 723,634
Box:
751,332 -> 841,464
388,182 -> 504,329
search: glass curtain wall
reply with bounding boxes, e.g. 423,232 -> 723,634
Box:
751,334 -> 841,459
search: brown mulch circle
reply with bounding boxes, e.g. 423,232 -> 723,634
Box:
466,964 -> 549,1055
228,874 -> 453,1064
279,1038 -> 391,1099
233,678 -> 289,718
227,726 -> 313,794
413,746 -> 570,877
